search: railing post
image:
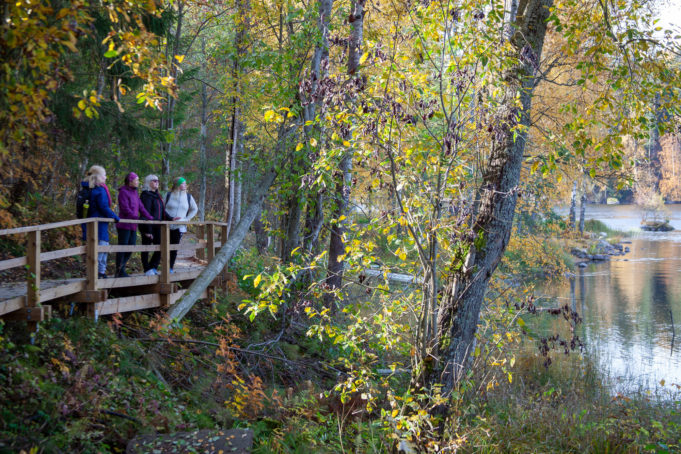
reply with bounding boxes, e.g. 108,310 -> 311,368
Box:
196,224 -> 205,261
26,230 -> 40,332
207,223 -> 215,262
221,225 -> 229,292
160,224 -> 171,308
86,220 -> 99,319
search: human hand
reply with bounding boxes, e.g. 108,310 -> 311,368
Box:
173,217 -> 181,221
145,234 -> 153,240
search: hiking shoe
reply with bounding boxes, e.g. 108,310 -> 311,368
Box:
169,268 -> 174,274
144,269 -> 156,276
98,273 -> 108,279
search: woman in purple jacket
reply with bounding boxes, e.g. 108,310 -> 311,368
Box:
115,172 -> 152,277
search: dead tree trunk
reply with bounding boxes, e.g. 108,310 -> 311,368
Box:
430,0 -> 553,393
166,168 -> 277,322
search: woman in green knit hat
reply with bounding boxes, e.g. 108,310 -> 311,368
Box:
164,177 -> 198,273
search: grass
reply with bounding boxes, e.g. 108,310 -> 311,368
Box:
464,347 -> 681,453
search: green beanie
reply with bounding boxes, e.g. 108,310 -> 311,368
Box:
176,177 -> 186,185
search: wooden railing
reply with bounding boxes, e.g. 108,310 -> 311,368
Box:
0,218 -> 230,329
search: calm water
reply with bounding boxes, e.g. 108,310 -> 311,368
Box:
539,205 -> 681,394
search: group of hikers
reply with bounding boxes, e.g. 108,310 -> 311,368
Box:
81,165 -> 198,279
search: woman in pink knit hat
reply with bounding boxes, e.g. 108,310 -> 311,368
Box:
115,172 -> 153,277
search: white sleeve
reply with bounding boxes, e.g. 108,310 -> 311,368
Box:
186,194 -> 198,221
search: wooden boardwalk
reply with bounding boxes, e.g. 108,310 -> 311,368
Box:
0,218 -> 231,328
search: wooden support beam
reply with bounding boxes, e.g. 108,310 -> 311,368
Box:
86,222 -> 98,291
86,222 -> 98,319
70,290 -> 108,303
3,306 -> 50,322
26,230 -> 40,331
156,283 -> 177,295
196,225 -> 205,260
95,293 -> 161,316
207,224 -> 215,262
160,224 -> 171,308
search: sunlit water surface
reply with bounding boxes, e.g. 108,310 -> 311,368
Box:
538,205 -> 681,395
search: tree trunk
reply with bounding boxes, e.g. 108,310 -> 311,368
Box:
282,192 -> 303,260
160,1 -> 184,188
282,0 -> 334,263
324,0 -> 365,299
569,180 -> 577,229
199,41 -> 209,222
579,191 -> 586,234
225,0 -> 248,232
431,0 -> 553,393
166,168 -> 278,323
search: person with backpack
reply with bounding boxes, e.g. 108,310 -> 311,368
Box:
139,174 -> 178,276
164,177 -> 198,273
80,165 -> 120,279
115,172 -> 153,277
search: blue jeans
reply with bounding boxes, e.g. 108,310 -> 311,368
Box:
98,240 -> 109,274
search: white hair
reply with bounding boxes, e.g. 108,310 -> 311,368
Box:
142,174 -> 159,191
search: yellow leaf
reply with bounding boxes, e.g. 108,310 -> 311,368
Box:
264,110 -> 275,122
254,274 -> 262,287
310,137 -> 317,147
296,142 -> 304,151
174,55 -> 185,63
342,140 -> 351,147
359,52 -> 369,65
77,100 -> 86,110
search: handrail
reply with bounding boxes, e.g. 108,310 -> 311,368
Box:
0,218 -> 229,236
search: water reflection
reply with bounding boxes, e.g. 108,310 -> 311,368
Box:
538,205 -> 681,394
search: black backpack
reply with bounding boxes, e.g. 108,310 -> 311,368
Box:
76,186 -> 92,219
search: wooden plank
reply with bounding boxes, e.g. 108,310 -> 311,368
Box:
70,289 -> 108,303
0,218 -> 95,236
98,244 -> 161,253
0,296 -> 25,316
40,246 -> 87,262
0,256 -> 28,272
97,244 -> 198,253
95,293 -> 161,316
97,274 -> 158,289
169,267 -> 203,282
2,306 -> 49,322
39,280 -> 86,303
0,219 -> 228,237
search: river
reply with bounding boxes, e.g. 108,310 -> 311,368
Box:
539,204 -> 681,395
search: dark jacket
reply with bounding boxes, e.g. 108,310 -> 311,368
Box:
140,190 -> 172,235
116,185 -> 152,231
82,181 -> 120,242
